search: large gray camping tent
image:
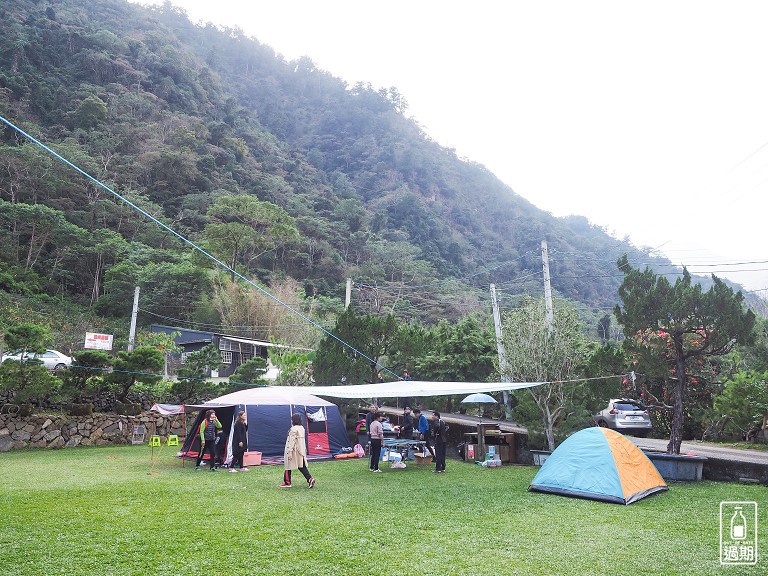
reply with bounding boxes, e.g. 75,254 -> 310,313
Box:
181,387 -> 350,464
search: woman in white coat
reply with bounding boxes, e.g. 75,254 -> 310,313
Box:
280,413 -> 316,488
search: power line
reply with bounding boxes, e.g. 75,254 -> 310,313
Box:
682,137 -> 768,205
140,309 -> 332,332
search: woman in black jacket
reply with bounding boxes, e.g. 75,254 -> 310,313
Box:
230,410 -> 249,472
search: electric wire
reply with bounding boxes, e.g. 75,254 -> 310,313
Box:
140,308 -> 333,332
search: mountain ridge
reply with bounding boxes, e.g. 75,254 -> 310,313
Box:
0,0 -> 764,333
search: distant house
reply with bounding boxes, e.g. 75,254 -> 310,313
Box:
150,324 -> 290,379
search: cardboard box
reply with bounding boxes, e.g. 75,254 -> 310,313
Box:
414,452 -> 433,464
243,451 -> 262,466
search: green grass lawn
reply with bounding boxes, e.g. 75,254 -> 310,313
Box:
1,446 -> 764,576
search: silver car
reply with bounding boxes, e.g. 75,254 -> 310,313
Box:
1,349 -> 73,372
595,399 -> 652,436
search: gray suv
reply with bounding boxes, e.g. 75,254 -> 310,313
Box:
595,399 -> 652,436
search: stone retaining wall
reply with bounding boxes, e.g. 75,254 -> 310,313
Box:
0,411 -> 189,452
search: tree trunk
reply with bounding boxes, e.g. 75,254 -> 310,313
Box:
502,391 -> 512,420
667,336 -> 687,455
543,405 -> 556,451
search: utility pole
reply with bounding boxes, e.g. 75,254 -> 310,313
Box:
345,278 -> 352,309
541,240 -> 554,332
127,286 -> 140,351
490,284 -> 512,418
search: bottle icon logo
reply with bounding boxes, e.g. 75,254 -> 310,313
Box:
730,506 -> 747,540
720,501 -> 758,566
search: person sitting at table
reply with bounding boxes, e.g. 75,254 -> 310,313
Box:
413,408 -> 435,459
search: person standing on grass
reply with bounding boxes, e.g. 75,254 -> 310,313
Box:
229,410 -> 248,472
399,406 -> 414,440
413,408 -> 435,459
365,403 -> 378,442
280,413 -> 316,488
195,409 -> 222,471
369,412 -> 384,472
432,411 -> 449,473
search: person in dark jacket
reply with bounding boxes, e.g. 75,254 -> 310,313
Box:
365,404 -> 378,441
432,411 -> 449,473
195,410 -> 222,471
399,406 -> 414,440
229,410 -> 248,472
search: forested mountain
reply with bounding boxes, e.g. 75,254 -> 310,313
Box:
0,0 -> 763,350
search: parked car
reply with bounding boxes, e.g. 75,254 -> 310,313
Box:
1,349 -> 73,372
595,399 -> 652,436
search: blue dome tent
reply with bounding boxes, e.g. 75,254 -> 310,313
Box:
529,427 -> 668,505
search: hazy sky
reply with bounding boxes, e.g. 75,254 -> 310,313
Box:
136,1 -> 768,293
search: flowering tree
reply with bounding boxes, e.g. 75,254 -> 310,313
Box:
614,255 -> 755,454
623,329 -> 720,439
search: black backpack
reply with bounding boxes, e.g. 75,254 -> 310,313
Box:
203,420 -> 216,442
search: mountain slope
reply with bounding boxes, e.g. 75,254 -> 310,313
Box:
0,0 -> 762,329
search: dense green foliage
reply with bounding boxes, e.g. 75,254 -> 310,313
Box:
0,322 -> 61,405
714,370 -> 768,437
314,308 -> 401,385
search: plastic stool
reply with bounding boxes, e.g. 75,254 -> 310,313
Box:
149,435 -> 161,447
166,435 -> 179,447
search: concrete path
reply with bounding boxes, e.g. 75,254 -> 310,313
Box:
629,437 -> 768,465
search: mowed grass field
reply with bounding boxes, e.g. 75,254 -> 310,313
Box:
1,445 -> 764,576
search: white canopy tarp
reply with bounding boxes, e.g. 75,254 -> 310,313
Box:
303,380 -> 547,399
150,403 -> 185,415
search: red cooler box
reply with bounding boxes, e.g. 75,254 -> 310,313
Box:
243,451 -> 262,466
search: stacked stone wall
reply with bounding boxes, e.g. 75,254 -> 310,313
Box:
0,411 -> 190,452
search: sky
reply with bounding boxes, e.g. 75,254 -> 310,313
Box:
136,1 -> 768,294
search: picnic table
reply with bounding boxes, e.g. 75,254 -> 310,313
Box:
383,438 -> 429,463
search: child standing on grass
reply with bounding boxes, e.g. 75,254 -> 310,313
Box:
280,413 -> 316,488
195,410 -> 221,471
230,410 -> 248,472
